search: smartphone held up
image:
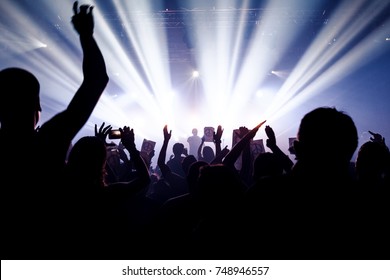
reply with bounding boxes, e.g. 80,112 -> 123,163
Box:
108,129 -> 122,139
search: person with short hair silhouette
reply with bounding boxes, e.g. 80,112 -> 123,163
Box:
0,1 -> 109,259
241,107 -> 363,259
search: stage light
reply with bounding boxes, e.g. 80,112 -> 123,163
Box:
192,70 -> 199,78
256,90 -> 264,97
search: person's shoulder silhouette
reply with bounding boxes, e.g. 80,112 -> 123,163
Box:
240,107 -> 361,259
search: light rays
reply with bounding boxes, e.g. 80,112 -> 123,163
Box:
264,0 -> 390,123
1,0 -> 389,163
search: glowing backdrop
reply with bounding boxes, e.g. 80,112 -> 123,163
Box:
1,0 -> 389,166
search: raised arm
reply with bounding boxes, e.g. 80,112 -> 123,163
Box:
265,125 -> 294,173
110,126 -> 150,192
197,136 -> 205,160
94,122 -> 112,145
47,1 -> 109,141
210,145 -> 230,165
238,126 -> 252,185
223,120 -> 266,168
213,125 -> 223,157
158,125 -> 173,177
67,1 -> 109,126
368,130 -> 388,149
31,2 -> 109,181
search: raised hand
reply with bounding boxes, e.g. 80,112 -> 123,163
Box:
265,125 -> 276,149
72,1 -> 94,36
235,126 -> 249,139
94,122 -> 112,144
163,125 -> 172,142
213,125 -> 224,143
158,125 -> 172,172
120,126 -> 135,149
368,130 -> 386,145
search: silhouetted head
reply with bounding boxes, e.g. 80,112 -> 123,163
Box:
0,68 -> 41,129
172,142 -> 185,156
355,141 -> 390,182
253,152 -> 284,181
294,107 -> 358,166
182,155 -> 197,176
185,160 -> 207,193
192,128 -> 198,135
66,136 -> 107,188
202,146 -> 215,163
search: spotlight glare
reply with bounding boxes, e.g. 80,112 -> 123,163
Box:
192,70 -> 199,78
256,90 -> 264,97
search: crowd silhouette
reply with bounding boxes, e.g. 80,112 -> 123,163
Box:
1,2 -> 389,260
